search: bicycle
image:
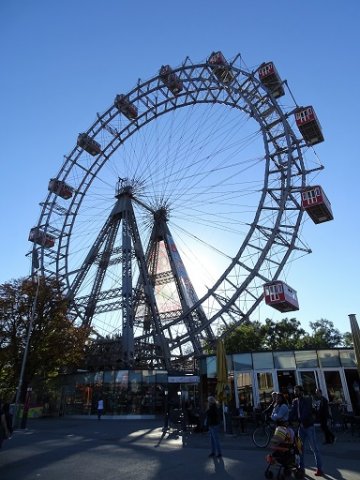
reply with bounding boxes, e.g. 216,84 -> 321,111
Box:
252,420 -> 275,448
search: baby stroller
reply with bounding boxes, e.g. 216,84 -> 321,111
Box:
264,425 -> 303,479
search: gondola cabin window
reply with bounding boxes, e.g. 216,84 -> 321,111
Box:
263,281 -> 299,312
28,227 -> 55,249
302,186 -> 334,224
207,51 -> 234,84
295,106 -> 324,145
159,65 -> 183,94
258,61 -> 285,98
48,179 -> 73,200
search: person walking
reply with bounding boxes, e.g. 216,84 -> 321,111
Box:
315,388 -> 335,444
289,385 -> 324,477
205,396 -> 222,458
97,398 -> 104,420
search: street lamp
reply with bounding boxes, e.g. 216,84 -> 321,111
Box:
12,270 -> 41,429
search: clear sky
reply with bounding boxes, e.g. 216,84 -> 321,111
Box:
1,0 -> 359,336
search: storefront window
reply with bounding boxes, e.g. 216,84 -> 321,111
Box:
104,370 -> 116,384
295,350 -> 318,368
235,372 -> 253,411
299,371 -> 318,396
199,357 -> 208,375
128,371 -> 143,414
232,353 -> 252,370
206,356 -> 217,378
318,350 -> 341,368
114,370 -> 129,414
340,350 -> 357,367
324,370 -> 345,406
252,352 -> 274,370
257,372 -> 274,407
277,370 -> 296,401
94,371 -> 104,386
274,351 -> 296,369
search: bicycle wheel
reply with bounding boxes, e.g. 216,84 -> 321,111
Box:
252,424 -> 271,448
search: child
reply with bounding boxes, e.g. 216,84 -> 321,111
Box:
267,424 -> 296,466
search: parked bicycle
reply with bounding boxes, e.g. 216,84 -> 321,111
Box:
252,420 -> 275,448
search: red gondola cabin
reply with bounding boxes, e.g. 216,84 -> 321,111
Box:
114,94 -> 138,119
48,179 -> 73,200
295,106 -> 324,145
301,185 -> 334,224
207,51 -> 234,84
159,65 -> 183,94
263,281 -> 299,312
77,133 -> 102,156
28,227 -> 55,248
258,62 -> 285,99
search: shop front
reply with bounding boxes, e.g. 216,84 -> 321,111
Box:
203,348 -> 360,414
52,348 -> 359,418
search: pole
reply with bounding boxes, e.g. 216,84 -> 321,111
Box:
12,274 -> 41,429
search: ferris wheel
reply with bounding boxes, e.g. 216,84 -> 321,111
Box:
29,52 -> 331,370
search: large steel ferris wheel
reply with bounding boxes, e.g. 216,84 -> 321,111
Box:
29,53 -> 327,370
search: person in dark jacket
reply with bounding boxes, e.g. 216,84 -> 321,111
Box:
289,385 -> 324,477
205,396 -> 222,458
315,388 -> 335,444
0,399 -> 10,449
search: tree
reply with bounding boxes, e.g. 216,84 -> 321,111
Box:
262,317 -> 306,350
220,316 -> 349,353
222,320 -> 266,353
306,319 -> 343,349
0,277 -> 90,401
342,331 -> 354,348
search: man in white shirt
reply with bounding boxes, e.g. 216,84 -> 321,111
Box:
97,399 -> 104,420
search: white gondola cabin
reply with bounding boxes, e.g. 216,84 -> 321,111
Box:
263,281 -> 299,313
114,94 -> 138,119
258,62 -> 285,99
28,227 -> 55,248
301,185 -> 334,224
159,65 -> 183,94
77,133 -> 102,156
295,106 -> 324,145
48,178 -> 73,200
207,51 -> 234,84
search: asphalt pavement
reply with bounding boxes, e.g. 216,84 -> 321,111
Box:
0,417 -> 359,480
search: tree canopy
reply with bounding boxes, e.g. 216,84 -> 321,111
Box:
222,317 -> 352,354
0,277 -> 89,400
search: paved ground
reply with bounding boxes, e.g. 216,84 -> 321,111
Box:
0,417 -> 359,480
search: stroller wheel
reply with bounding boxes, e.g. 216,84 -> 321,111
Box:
264,471 -> 274,479
294,469 -> 305,479
280,470 -> 292,480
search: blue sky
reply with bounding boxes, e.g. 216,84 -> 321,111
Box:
1,0 -> 359,336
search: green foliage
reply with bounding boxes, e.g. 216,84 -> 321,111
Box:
307,319 -> 343,349
221,316 -> 349,353
223,320 -> 265,354
0,277 -> 90,400
262,317 -> 306,350
342,331 -> 354,348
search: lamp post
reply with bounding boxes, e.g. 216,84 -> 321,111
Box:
163,387 -> 169,432
12,273 -> 41,429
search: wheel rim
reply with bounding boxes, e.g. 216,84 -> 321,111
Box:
31,54 -> 321,366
